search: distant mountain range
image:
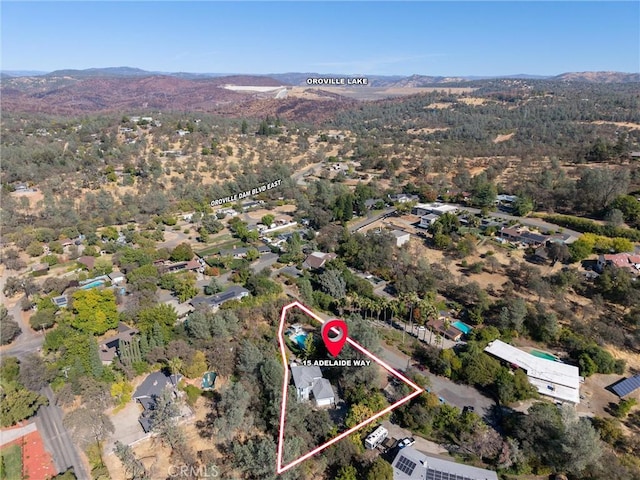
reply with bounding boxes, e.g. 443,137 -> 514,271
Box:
2,67 -> 639,85
1,67 -> 638,121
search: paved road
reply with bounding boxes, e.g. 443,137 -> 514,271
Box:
37,387 -> 89,479
0,422 -> 37,447
251,252 -> 279,273
0,269 -> 44,359
291,161 -> 325,186
348,207 -> 396,233
455,205 -> 582,237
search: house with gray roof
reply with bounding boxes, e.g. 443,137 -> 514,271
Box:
290,364 -> 335,407
189,285 -> 250,310
392,447 -> 498,480
311,378 -> 336,407
133,371 -> 182,433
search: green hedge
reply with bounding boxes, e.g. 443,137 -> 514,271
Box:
542,214 -> 640,241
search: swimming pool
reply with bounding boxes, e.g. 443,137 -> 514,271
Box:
452,320 -> 472,335
80,280 -> 105,290
531,349 -> 559,362
292,333 -> 308,349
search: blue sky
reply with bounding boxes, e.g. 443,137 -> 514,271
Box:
2,2 -> 639,76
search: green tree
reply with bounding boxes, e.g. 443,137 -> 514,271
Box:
0,383 -> 47,427
136,304 -> 177,341
261,214 -> 275,227
0,306 -> 21,345
204,277 -> 222,295
25,241 -> 44,257
71,289 -> 118,335
513,196 -> 534,216
366,457 -> 393,480
170,242 -> 194,261
335,465 -> 358,480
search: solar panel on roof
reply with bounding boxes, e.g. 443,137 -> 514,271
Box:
426,469 -> 474,480
612,375 -> 640,397
396,456 -> 417,476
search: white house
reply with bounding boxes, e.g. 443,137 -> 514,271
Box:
484,340 -> 581,403
291,365 -> 323,402
290,364 -> 336,407
390,230 -> 410,247
413,202 -> 458,217
312,378 -> 335,407
419,213 -> 439,228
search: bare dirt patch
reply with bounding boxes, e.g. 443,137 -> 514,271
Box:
457,97 -> 487,106
408,127 -> 449,134
589,121 -> 640,131
493,132 -> 515,143
576,373 -> 625,418
425,102 -> 452,110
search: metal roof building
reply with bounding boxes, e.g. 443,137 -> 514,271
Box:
484,340 -> 581,403
392,447 -> 498,480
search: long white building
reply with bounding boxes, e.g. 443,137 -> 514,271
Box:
484,340 -> 581,403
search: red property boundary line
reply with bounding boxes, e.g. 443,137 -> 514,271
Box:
276,301 -> 424,474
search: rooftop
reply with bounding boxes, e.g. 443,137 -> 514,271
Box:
133,371 -> 182,400
484,340 -> 580,403
291,365 -> 322,389
392,447 -> 498,480
312,377 -> 335,401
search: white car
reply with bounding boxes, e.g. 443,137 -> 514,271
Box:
397,437 -> 415,449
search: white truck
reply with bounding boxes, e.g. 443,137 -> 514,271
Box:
364,426 -> 388,450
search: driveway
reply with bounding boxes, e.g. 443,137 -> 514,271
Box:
251,252 -> 279,273
104,402 -> 148,453
381,420 -> 447,456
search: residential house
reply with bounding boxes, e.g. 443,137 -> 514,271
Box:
495,194 -> 518,205
31,263 -> 49,275
51,295 -> 68,308
108,272 -> 126,285
156,259 -> 201,274
388,193 -> 419,204
391,447 -> 498,480
364,198 -> 384,210
427,317 -> 463,342
413,202 -> 458,217
390,230 -> 410,247
597,253 -> 640,275
418,214 -> 439,229
77,256 -> 96,270
133,371 -> 182,433
499,227 -> 547,247
519,231 -> 548,246
548,232 -> 579,245
98,322 -> 139,365
189,286 -> 250,310
312,378 -> 336,407
485,339 -> 581,404
290,364 -> 336,407
219,247 -> 250,259
302,252 -> 337,270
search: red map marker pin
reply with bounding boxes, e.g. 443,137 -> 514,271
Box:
321,319 -> 348,357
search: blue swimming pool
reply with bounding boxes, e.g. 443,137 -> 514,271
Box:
452,320 -> 472,335
80,280 -> 105,290
293,333 -> 308,348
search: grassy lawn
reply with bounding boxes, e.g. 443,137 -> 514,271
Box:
197,237 -> 245,257
0,444 -> 22,480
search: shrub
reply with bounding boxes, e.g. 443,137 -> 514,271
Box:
183,384 -> 202,406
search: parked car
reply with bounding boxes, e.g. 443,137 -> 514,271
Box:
397,437 -> 415,449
